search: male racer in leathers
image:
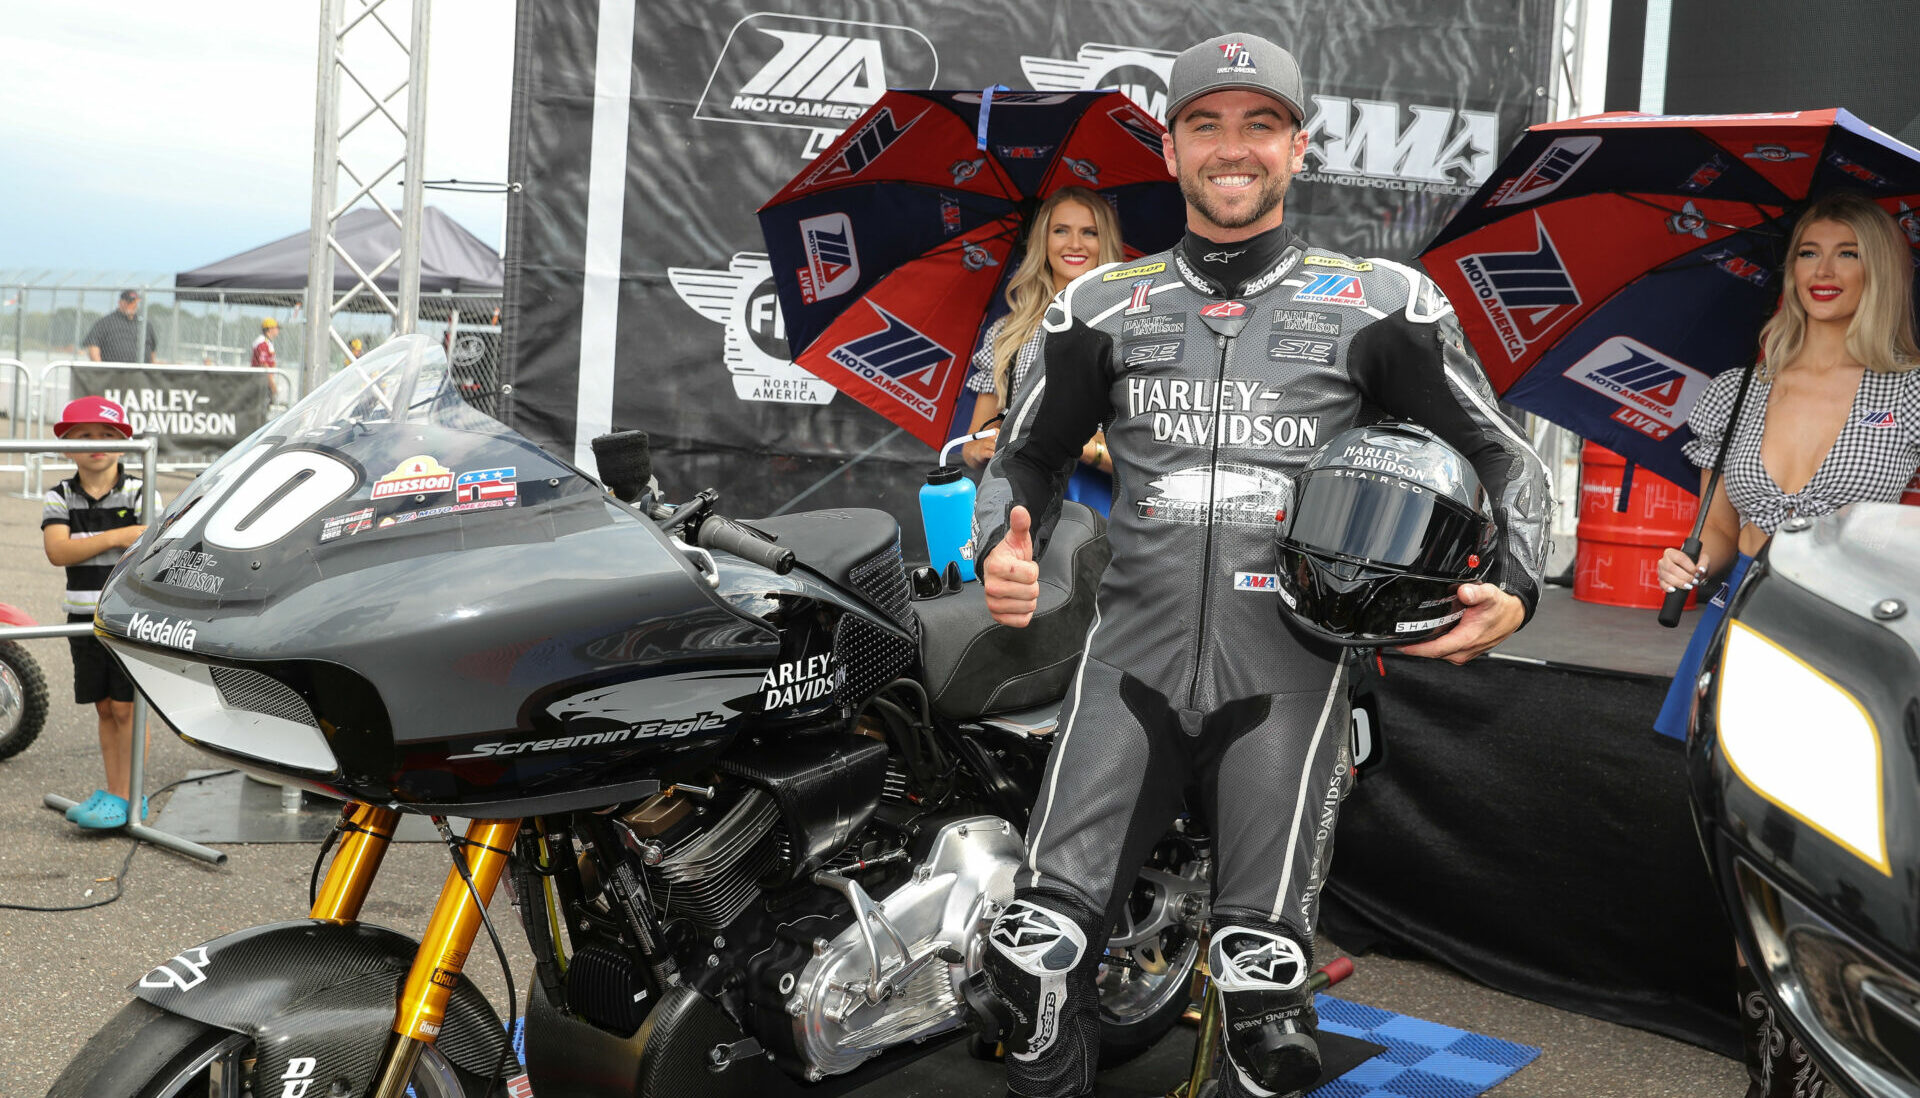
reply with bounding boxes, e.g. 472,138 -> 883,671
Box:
972,32 -> 1550,1098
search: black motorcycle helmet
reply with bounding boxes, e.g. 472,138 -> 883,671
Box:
1273,422 -> 1497,646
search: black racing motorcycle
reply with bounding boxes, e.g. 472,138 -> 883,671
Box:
51,336 -> 1208,1098
1688,502 -> 1920,1095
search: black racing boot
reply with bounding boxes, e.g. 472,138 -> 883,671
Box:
1210,925 -> 1321,1097
984,894 -> 1105,1098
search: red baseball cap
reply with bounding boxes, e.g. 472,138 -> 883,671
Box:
54,396 -> 132,439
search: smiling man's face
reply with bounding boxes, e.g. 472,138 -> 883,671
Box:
1162,89 -> 1309,242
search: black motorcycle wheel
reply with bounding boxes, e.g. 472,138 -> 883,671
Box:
0,639 -> 49,761
1097,835 -> 1209,1066
50,998 -> 491,1098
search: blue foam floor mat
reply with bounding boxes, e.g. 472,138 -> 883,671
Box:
1308,994 -> 1541,1098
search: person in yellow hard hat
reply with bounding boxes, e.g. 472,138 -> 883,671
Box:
252,318 -> 278,371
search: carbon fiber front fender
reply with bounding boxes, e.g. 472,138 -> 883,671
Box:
130,919 -> 508,1094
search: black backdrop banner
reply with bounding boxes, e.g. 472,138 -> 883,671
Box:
501,0 -> 1554,553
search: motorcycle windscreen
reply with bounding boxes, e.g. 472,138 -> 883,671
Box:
1284,471 -> 1484,576
118,336 -> 606,609
95,335 -> 777,798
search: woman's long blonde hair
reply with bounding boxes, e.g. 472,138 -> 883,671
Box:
991,187 -> 1124,396
1756,191 -> 1920,379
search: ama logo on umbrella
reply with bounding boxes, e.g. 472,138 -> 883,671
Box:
825,302 -> 956,423
1456,214 -> 1582,362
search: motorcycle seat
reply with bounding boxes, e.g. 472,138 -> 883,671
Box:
914,501 -> 1110,721
745,508 -> 914,626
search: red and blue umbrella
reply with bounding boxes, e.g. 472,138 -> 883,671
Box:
1422,108 -> 1920,490
757,88 -> 1184,449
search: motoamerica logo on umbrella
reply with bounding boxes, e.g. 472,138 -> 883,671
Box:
797,213 -> 860,304
1456,214 -> 1582,362
694,13 -> 937,160
1562,336 -> 1710,440
825,302 -> 956,423
1487,136 -> 1600,207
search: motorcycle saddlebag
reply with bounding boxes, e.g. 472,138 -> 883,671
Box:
915,500 -> 1109,721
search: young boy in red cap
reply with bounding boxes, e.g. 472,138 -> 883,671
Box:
41,396 -> 148,829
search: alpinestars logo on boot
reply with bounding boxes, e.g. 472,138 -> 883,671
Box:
1210,928 -> 1309,992
989,900 -> 1086,973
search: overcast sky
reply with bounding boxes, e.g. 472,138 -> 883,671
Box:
0,1 -> 513,278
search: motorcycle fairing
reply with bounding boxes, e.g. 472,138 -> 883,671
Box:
1690,504 -> 1920,1090
129,919 -> 508,1093
96,337 -> 787,808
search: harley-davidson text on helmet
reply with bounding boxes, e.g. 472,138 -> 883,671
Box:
1272,422 -> 1497,646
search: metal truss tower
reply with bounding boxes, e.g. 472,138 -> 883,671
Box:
304,0 -> 433,391
1549,0 -> 1612,123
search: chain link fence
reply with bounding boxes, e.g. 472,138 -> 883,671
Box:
0,277 -> 502,411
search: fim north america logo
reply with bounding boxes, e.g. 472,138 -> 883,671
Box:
668,252 -> 837,406
695,13 -> 937,160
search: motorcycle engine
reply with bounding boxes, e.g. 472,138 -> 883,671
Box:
599,740 -> 1026,1081
774,815 -> 1021,1079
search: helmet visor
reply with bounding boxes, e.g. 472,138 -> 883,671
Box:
1285,470 -> 1485,575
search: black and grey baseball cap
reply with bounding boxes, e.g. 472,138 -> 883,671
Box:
1165,33 -> 1306,126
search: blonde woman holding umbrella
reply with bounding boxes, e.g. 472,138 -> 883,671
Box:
959,186 -> 1121,510
1654,190 -> 1920,1098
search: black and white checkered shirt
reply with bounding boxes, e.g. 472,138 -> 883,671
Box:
1683,366 -> 1920,534
41,470 -> 145,616
964,316 -> 1046,399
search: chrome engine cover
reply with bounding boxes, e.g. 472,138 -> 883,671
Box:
788,816 -> 1022,1078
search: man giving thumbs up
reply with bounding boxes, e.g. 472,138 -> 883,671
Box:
966,31 -> 1546,1098
982,505 -> 1040,627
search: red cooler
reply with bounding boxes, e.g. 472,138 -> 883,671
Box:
1574,442 -> 1699,609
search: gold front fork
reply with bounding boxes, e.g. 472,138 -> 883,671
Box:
372,818 -> 521,1098
310,803 -> 400,922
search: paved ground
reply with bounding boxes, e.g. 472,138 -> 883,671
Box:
0,469 -> 1745,1097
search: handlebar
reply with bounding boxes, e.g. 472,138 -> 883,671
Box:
694,514 -> 796,576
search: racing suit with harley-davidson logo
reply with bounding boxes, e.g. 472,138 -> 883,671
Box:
973,227 -> 1549,1098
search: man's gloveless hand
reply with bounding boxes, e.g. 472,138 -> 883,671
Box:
983,505 -> 1041,627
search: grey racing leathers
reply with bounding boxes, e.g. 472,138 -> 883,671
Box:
974,227 -> 1549,1097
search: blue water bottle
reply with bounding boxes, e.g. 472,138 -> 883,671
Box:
919,464 -> 976,582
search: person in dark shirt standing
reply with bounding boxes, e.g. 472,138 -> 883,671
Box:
84,289 -> 158,364
42,397 -> 148,829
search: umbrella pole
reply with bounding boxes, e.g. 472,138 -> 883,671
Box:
1657,366 -> 1760,628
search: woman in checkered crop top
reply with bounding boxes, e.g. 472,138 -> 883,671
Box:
1657,192 -> 1920,596
1651,191 -> 1920,1098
